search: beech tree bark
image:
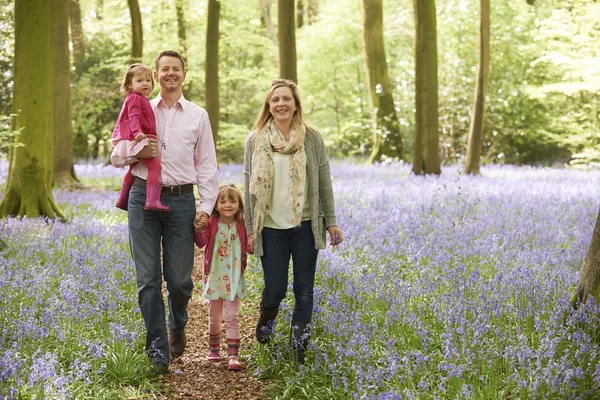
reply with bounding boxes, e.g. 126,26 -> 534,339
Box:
278,0 -> 297,83
464,0 -> 490,175
412,0 -> 441,175
576,211 -> 600,305
1,0 -> 65,219
206,0 -> 220,145
68,0 -> 85,72
53,0 -> 79,187
363,0 -> 402,163
128,0 -> 143,62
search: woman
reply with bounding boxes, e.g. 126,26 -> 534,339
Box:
244,78 -> 344,363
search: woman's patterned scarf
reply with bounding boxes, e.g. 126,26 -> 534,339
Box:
249,119 -> 307,237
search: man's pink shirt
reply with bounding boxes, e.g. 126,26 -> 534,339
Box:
112,93 -> 218,216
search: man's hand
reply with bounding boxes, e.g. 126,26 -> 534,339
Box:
194,211 -> 209,232
136,137 -> 157,158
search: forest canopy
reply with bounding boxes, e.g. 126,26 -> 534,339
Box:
0,0 -> 598,166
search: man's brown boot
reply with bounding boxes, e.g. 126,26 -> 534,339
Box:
169,329 -> 186,358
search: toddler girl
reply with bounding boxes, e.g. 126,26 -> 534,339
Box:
194,183 -> 253,371
112,63 -> 170,212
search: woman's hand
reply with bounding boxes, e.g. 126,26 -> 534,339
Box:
247,234 -> 255,253
328,226 -> 344,246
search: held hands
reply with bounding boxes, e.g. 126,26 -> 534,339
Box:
328,226 -> 344,246
247,234 -> 254,253
135,132 -> 147,142
136,137 -> 157,158
194,211 -> 209,232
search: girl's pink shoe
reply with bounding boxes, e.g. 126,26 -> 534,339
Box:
207,350 -> 221,362
227,356 -> 242,371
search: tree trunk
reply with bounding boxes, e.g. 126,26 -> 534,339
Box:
464,0 -> 490,175
297,0 -> 304,29
259,0 -> 277,45
175,0 -> 191,97
69,0 -> 85,72
307,0 -> 318,24
278,0 -> 297,83
363,0 -> 403,164
128,0 -> 143,62
1,0 -> 65,220
205,0 -> 220,146
53,0 -> 80,187
95,0 -> 103,20
412,0 -> 441,175
576,210 -> 600,304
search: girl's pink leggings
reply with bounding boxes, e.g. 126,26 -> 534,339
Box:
208,297 -> 240,339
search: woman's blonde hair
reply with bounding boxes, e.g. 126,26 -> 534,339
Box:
119,63 -> 154,95
252,79 -> 317,143
212,183 -> 244,222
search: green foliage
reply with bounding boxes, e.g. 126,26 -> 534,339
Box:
2,0 -> 600,165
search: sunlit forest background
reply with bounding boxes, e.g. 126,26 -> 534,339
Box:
1,0 -> 599,166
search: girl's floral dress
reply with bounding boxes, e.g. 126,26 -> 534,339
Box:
203,222 -> 246,301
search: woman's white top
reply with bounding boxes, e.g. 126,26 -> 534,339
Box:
263,151 -> 311,229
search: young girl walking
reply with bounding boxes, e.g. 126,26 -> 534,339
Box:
194,183 -> 253,371
111,63 -> 170,212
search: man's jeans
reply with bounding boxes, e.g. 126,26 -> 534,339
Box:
128,184 -> 196,363
260,220 -> 319,325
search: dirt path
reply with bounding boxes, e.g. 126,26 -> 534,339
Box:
158,248 -> 267,400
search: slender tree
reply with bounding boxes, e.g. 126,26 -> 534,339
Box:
53,0 -> 79,187
205,0 -> 220,145
412,0 -> 441,175
307,0 -> 318,24
464,0 -> 490,175
95,0 -> 104,20
278,0 -> 297,83
175,0 -> 188,63
1,0 -> 65,219
363,0 -> 402,163
68,0 -> 85,72
259,0 -> 277,45
127,0 -> 142,62
297,0 -> 305,29
175,0 -> 191,97
575,210 -> 600,305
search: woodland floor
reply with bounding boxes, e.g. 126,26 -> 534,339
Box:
156,248 -> 270,400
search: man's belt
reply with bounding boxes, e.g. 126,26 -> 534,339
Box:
132,176 -> 194,195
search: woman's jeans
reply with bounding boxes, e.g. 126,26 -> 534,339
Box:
260,220 -> 319,325
128,184 -> 196,363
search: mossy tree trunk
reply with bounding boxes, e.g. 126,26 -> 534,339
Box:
464,0 -> 490,175
363,0 -> 402,164
576,210 -> 600,305
127,0 -> 142,62
278,0 -> 297,83
53,0 -> 80,188
206,0 -> 220,146
412,0 -> 441,175
1,0 -> 65,220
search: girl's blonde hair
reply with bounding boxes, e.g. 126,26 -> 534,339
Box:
212,183 -> 244,222
252,79 -> 317,145
119,63 -> 154,95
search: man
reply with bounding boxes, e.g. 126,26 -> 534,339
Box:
111,50 -> 218,374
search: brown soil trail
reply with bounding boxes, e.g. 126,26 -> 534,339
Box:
158,249 -> 268,400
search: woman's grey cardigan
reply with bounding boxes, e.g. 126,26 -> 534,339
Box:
243,131 -> 338,257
